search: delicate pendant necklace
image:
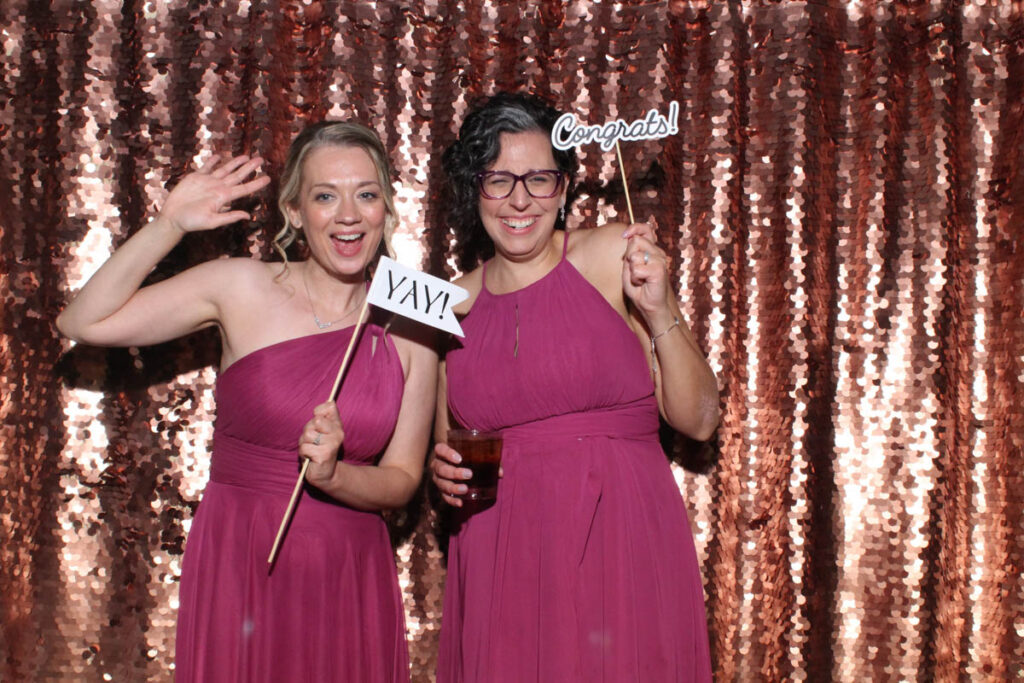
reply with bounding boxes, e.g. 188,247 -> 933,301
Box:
302,266 -> 364,330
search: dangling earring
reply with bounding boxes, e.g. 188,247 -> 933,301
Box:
559,205 -> 566,222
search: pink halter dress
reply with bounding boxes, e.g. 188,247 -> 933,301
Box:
439,234 -> 712,682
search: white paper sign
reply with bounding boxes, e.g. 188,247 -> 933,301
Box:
367,256 -> 469,337
551,101 -> 679,151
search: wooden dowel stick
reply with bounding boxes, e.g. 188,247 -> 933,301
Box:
327,297 -> 371,402
267,458 -> 310,566
267,297 -> 371,567
614,140 -> 636,225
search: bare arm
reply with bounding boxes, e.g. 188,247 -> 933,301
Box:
620,222 -> 720,439
300,327 -> 439,511
429,357 -> 475,507
433,357 -> 452,444
56,155 -> 269,346
580,222 -> 720,441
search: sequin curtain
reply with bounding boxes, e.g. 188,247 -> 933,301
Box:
1,1 -> 1021,680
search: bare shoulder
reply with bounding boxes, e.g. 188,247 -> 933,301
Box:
200,258 -> 287,301
570,221 -> 629,252
386,316 -> 440,389
193,256 -> 277,283
198,260 -> 297,328
236,257 -> 287,282
161,256 -> 268,303
388,315 -> 440,358
451,266 -> 484,316
566,223 -> 629,290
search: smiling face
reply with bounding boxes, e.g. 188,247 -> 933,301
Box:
477,130 -> 568,264
286,144 -> 387,278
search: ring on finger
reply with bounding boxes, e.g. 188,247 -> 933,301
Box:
642,251 -> 650,264
313,433 -> 322,446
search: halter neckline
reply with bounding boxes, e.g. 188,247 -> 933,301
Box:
480,231 -> 570,297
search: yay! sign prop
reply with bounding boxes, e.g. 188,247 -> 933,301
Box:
367,256 -> 469,337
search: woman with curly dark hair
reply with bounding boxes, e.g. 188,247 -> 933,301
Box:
430,92 -> 718,682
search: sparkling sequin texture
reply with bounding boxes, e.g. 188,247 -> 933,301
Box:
1,1 -> 1021,681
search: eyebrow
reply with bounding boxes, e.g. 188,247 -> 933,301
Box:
308,179 -> 382,190
483,168 -> 552,174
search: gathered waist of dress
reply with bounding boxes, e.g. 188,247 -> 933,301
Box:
494,396 -> 660,445
210,431 -> 305,494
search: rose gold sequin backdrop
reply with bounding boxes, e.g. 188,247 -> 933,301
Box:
1,0 -> 1021,680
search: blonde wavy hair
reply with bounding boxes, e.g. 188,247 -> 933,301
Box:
273,121 -> 398,268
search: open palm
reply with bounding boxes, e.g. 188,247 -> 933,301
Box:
159,154 -> 270,233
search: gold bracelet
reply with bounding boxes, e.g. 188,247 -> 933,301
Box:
649,316 -> 680,373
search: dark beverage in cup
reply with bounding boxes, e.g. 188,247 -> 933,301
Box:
448,429 -> 503,503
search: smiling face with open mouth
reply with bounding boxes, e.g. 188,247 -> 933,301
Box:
478,130 -> 567,265
287,144 -> 387,280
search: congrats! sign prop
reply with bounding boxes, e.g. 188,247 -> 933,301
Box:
551,100 -> 681,224
552,102 -> 679,152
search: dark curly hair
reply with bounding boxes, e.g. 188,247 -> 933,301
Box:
442,92 -> 578,271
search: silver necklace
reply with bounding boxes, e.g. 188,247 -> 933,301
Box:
302,267 -> 364,330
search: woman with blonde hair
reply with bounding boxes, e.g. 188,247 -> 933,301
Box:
58,121 -> 436,682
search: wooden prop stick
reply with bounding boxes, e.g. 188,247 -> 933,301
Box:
614,140 -> 636,225
267,457 -> 312,567
326,296 -> 371,403
267,297 -> 371,567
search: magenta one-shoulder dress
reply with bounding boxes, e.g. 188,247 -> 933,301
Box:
174,322 -> 409,682
438,240 -> 712,682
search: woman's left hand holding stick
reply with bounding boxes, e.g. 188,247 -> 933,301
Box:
621,221 -> 676,334
299,401 -> 346,488
619,221 -> 721,441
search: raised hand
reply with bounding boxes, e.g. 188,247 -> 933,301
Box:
159,155 -> 270,234
621,221 -> 673,323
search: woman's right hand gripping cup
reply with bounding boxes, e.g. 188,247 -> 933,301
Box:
431,430 -> 503,509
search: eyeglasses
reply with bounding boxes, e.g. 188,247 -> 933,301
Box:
476,170 -> 565,200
